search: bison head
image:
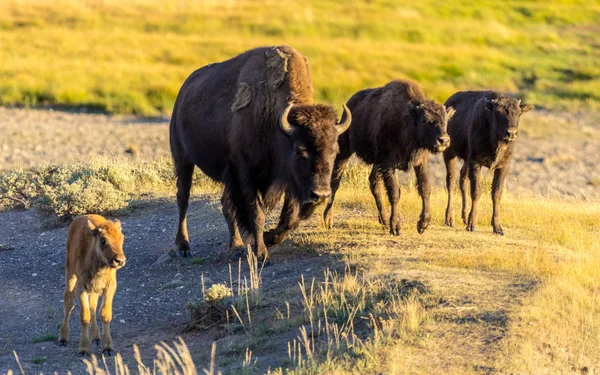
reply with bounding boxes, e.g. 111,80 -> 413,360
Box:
484,97 -> 533,143
87,219 -> 126,269
279,103 -> 351,205
410,101 -> 453,153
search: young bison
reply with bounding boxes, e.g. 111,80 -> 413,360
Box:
443,91 -> 533,235
58,215 -> 125,355
323,80 -> 453,235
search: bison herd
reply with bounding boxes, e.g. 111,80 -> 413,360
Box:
59,45 -> 533,355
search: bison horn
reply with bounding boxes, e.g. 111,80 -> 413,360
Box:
279,103 -> 294,136
336,105 -> 352,134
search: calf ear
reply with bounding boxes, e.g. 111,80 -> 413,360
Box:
520,103 -> 534,113
113,219 -> 122,231
87,220 -> 98,235
446,107 -> 456,120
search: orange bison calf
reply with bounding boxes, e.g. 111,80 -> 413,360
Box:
58,214 -> 126,355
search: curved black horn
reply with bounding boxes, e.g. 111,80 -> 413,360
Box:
279,103 -> 294,136
336,104 -> 352,134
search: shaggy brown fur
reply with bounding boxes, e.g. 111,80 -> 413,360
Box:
323,80 -> 453,235
443,91 -> 533,234
170,46 -> 350,261
58,214 -> 125,355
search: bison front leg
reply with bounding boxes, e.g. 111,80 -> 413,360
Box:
221,190 -> 245,257
100,282 -> 116,356
58,273 -> 77,346
264,194 -> 300,248
414,160 -> 432,234
444,150 -> 458,227
175,163 -> 195,257
369,165 -> 389,227
78,289 -> 91,355
382,167 -> 401,236
466,161 -> 483,232
323,151 -> 350,229
459,163 -> 470,225
491,167 -> 509,235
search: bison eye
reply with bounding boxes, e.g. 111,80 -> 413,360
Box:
296,147 -> 309,159
100,238 -> 106,246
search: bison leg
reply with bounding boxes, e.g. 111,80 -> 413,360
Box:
444,150 -> 458,227
466,161 -> 483,232
414,159 -> 432,234
175,163 -> 195,257
78,288 -> 91,355
264,194 -> 300,248
221,190 -> 245,257
459,163 -> 470,225
58,273 -> 77,346
491,167 -> 509,235
382,167 -> 401,236
100,281 -> 116,356
369,165 -> 389,227
88,292 -> 100,346
323,149 -> 351,229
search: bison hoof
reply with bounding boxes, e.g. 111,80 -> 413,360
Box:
102,349 -> 115,357
378,215 -> 387,226
92,338 -> 101,346
176,249 -> 193,258
257,259 -> 272,268
323,215 -> 334,230
79,350 -> 91,357
229,248 -> 248,261
417,220 -> 430,234
466,225 -> 476,232
389,226 -> 401,236
493,227 -> 504,236
58,339 -> 68,347
445,217 -> 454,227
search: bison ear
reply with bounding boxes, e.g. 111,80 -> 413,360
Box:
113,219 -> 122,231
520,103 -> 534,113
407,102 -> 420,117
445,107 -> 456,120
87,220 -> 98,235
485,99 -> 494,112
231,83 -> 253,112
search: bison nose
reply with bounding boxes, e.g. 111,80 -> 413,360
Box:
308,189 -> 331,203
505,129 -> 518,140
437,135 -> 450,147
111,256 -> 126,268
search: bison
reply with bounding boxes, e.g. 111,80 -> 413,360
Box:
170,46 -> 351,261
58,215 -> 125,355
443,91 -> 533,234
323,80 -> 453,235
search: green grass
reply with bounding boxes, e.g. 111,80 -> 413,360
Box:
1,0 -> 600,115
31,333 -> 57,344
32,357 -> 46,365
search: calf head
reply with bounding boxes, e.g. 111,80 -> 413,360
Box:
410,101 -> 453,153
279,103 -> 351,205
87,219 -> 126,269
484,97 -> 533,143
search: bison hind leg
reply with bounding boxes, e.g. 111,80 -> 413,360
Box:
175,162 -> 195,257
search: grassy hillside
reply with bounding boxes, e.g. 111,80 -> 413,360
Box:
1,0 -> 600,115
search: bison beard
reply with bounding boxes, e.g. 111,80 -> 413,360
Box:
170,46 -> 350,261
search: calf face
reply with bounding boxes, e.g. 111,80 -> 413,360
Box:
87,220 -> 126,269
411,102 -> 453,153
485,98 -> 533,143
280,104 -> 351,205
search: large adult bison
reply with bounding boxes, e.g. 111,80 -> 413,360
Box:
170,46 -> 351,260
443,91 -> 533,235
323,80 -> 453,235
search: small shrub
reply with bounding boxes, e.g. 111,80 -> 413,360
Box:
205,284 -> 233,303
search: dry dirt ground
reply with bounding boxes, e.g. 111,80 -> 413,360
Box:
0,108 -> 598,374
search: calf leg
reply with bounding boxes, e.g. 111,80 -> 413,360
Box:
100,282 -> 117,356
414,160 -> 432,234
382,167 -> 401,236
444,150 -> 458,227
459,163 -> 470,225
89,293 -> 100,346
264,194 -> 300,248
369,165 -> 389,227
466,161 -> 483,232
58,273 -> 77,345
78,289 -> 91,355
491,167 -> 509,235
175,163 -> 194,257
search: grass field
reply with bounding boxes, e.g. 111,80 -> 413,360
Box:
1,0 -> 600,115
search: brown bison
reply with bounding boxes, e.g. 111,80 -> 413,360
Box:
58,215 -> 125,355
443,91 -> 533,234
170,46 -> 351,260
323,80 -> 453,235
